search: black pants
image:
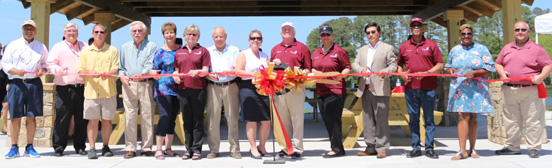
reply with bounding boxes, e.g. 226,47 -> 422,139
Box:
318,94 -> 345,155
178,89 -> 206,154
53,85 -> 88,153
155,95 -> 179,136
0,70 -> 8,103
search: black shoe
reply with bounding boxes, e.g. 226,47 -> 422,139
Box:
249,150 -> 262,159
278,150 -> 287,157
529,149 -> 540,158
54,151 -> 64,157
76,149 -> 88,155
290,152 -> 302,159
322,151 -> 344,158
425,150 -> 439,159
88,149 -> 98,159
102,146 -> 114,157
406,149 -> 422,158
495,147 -> 521,155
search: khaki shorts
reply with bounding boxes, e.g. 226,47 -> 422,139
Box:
83,96 -> 117,120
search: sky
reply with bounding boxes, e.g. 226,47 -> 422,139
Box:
1,0 -> 551,52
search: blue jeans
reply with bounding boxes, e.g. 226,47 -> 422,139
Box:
405,89 -> 435,150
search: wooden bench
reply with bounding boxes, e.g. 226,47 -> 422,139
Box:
108,108 -> 186,145
341,93 -> 443,149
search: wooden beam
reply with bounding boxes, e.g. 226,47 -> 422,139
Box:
139,7 -> 423,13
20,0 -> 31,8
111,19 -> 131,32
522,0 -> 534,6
49,0 -> 74,14
65,4 -> 94,20
466,1 -> 494,17
477,0 -> 501,11
463,9 -> 480,22
502,0 -> 521,44
148,11 -> 414,16
82,14 -> 94,25
431,17 -> 447,27
414,0 -> 475,20
74,0 -> 151,26
460,6 -> 483,17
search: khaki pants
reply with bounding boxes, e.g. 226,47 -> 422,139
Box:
205,82 -> 240,153
273,87 -> 305,153
123,80 -> 154,152
502,85 -> 546,151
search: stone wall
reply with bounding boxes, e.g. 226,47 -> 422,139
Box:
6,83 -> 55,147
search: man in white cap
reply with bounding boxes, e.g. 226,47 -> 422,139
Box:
2,20 -> 49,159
271,22 -> 311,159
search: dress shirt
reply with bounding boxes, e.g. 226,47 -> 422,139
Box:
496,39 -> 552,85
365,41 -> 380,85
206,44 -> 239,82
78,44 -> 119,99
1,37 -> 48,79
47,40 -> 88,85
118,40 -> 157,76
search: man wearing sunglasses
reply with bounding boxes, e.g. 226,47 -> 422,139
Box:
78,24 -> 119,159
494,21 -> 552,158
353,22 -> 397,159
271,22 -> 312,159
2,20 -> 49,159
397,17 -> 443,159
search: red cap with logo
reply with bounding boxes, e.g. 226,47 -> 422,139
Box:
409,17 -> 423,25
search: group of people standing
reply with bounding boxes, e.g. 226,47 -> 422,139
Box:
1,17 -> 549,161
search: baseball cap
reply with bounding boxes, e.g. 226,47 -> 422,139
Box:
319,26 -> 333,34
281,22 -> 294,28
409,17 -> 423,25
22,20 -> 37,28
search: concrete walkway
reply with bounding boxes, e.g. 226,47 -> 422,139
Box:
1,113 -> 552,168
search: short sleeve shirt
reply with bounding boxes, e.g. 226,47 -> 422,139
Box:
495,39 -> 552,85
174,43 -> 211,89
397,37 -> 443,90
270,39 -> 312,70
1,37 -> 48,79
152,48 -> 178,97
78,44 -> 119,99
311,44 -> 351,96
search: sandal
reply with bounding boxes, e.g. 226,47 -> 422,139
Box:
181,153 -> 191,160
451,152 -> 468,160
164,148 -> 181,157
191,153 -> 201,160
469,150 -> 480,158
155,150 -> 165,160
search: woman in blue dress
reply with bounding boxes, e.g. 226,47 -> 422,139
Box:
445,24 -> 495,160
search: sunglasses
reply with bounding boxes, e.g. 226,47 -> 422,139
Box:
410,24 -> 423,28
187,33 -> 198,37
514,28 -> 527,32
365,31 -> 377,35
94,31 -> 106,34
461,32 -> 473,36
249,37 -> 262,41
23,28 -> 35,31
320,33 -> 331,37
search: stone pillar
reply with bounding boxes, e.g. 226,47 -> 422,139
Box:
437,78 -> 455,126
502,0 -> 522,44
94,12 -> 115,45
6,83 -> 55,147
487,82 -> 547,145
444,9 -> 464,51
28,0 -> 55,83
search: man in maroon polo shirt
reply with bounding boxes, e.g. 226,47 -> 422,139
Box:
271,22 -> 311,159
494,21 -> 552,158
397,17 -> 443,159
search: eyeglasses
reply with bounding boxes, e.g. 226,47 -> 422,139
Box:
365,31 -> 377,35
132,29 -> 144,33
514,28 -> 527,32
187,33 -> 198,37
410,24 -> 423,28
461,32 -> 473,36
249,37 -> 262,41
320,33 -> 331,37
94,31 -> 106,34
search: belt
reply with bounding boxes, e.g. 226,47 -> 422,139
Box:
366,84 -> 371,88
12,78 -> 38,83
505,83 -> 536,88
136,78 -> 154,82
60,84 -> 84,87
208,79 -> 237,86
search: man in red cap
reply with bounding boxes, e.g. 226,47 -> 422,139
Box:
397,17 -> 443,159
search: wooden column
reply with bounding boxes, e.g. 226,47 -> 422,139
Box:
94,12 -> 115,44
502,0 -> 522,44
444,9 -> 464,51
28,0 -> 55,83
